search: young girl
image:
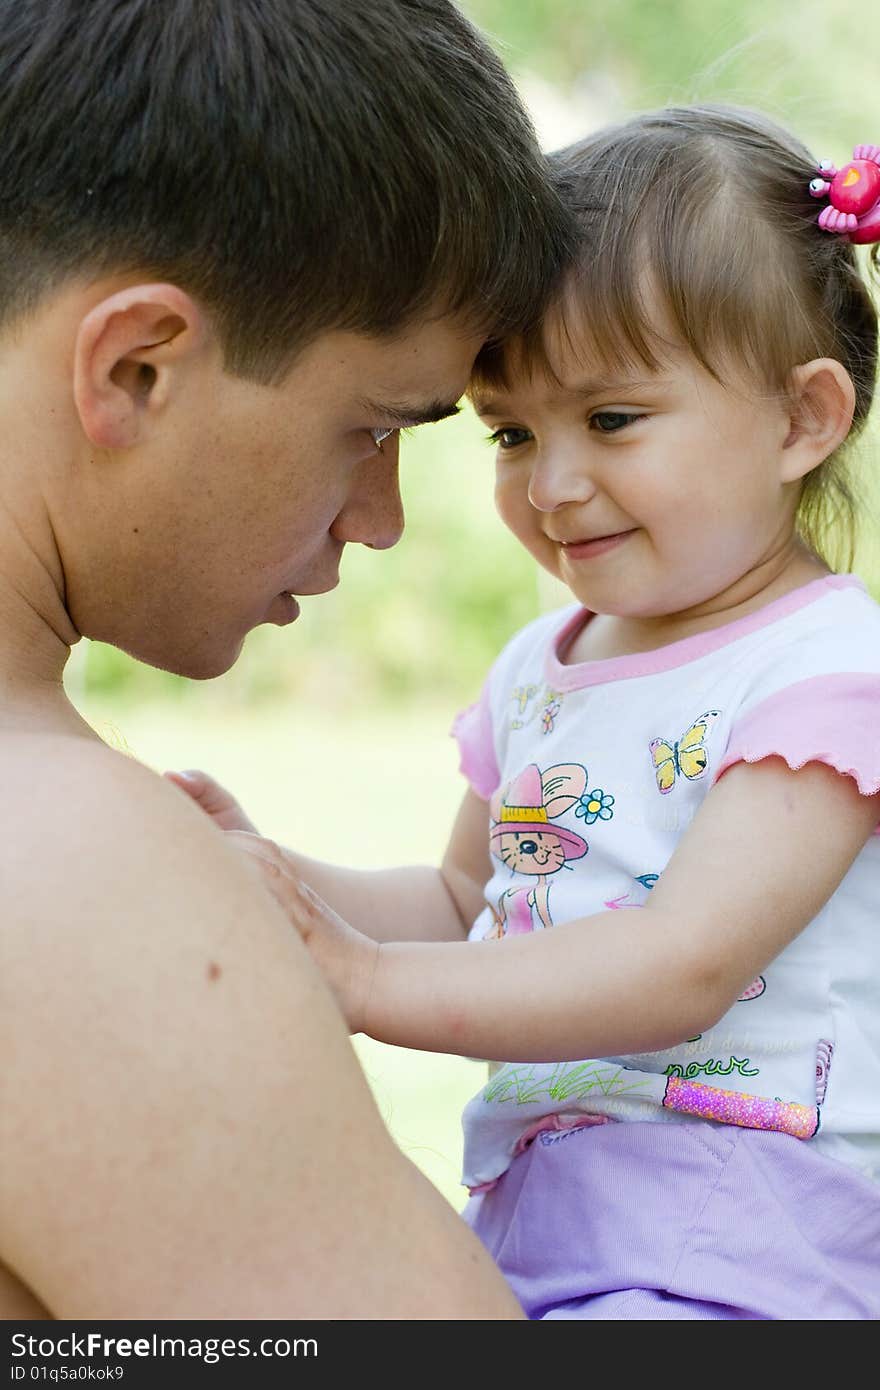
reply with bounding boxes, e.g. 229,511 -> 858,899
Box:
172,106 -> 880,1319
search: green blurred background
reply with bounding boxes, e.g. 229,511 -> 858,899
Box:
68,0 -> 880,1212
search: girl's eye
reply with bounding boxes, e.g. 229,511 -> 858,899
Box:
590,411 -> 643,434
486,427 -> 531,450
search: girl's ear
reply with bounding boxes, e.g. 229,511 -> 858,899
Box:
781,358 -> 856,483
542,763 -> 588,817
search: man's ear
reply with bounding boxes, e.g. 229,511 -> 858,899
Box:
780,358 -> 856,483
73,284 -> 208,449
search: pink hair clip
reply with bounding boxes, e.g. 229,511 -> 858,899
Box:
809,144 -> 880,244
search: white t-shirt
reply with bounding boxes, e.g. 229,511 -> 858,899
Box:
453,575 -> 880,1191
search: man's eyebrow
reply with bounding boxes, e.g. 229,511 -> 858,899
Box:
360,398 -> 462,427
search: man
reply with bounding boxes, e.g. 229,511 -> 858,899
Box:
0,0 -> 570,1317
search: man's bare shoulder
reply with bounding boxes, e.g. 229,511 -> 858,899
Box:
0,730 -> 407,1317
0,728 -> 276,981
3,726 -> 185,821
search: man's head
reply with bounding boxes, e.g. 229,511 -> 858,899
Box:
0,0 -> 569,379
0,0 -> 572,680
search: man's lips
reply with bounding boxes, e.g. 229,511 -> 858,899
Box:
267,567 -> 342,625
281,569 -> 342,600
557,529 -> 637,559
267,592 -> 301,626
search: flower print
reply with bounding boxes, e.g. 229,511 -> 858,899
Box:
541,699 -> 561,734
575,788 -> 614,824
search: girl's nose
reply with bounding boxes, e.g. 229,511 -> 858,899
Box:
527,444 -> 597,512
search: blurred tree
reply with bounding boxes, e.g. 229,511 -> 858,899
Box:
464,0 -> 880,152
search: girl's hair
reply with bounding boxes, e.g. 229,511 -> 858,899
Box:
474,105 -> 879,568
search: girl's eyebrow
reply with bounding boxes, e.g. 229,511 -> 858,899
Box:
358,397 -> 461,427
472,376 -> 667,416
470,394 -> 504,417
572,376 -> 658,397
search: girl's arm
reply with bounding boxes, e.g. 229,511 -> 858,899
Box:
270,788 -> 492,944
166,768 -> 491,944
246,758 -> 879,1060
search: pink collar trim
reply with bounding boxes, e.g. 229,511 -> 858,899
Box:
546,574 -> 866,691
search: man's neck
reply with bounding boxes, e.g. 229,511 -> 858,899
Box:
0,520 -> 88,733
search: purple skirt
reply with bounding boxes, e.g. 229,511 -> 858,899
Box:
463,1120 -> 880,1319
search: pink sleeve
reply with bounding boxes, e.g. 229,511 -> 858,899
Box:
450,680 -> 500,801
716,675 -> 880,808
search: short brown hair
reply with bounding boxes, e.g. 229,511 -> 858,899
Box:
474,105 -> 879,566
0,0 -> 573,381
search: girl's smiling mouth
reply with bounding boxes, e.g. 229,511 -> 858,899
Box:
560,529 -> 638,560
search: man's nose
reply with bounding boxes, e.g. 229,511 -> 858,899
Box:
527,442 -> 597,513
333,437 -> 405,551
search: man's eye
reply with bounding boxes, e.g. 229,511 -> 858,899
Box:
370,426 -> 399,447
486,427 -> 531,450
590,412 -> 642,433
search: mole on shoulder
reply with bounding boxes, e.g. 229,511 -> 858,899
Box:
206,961 -> 222,982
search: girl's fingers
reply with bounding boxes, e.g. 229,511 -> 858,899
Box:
164,770 -> 259,834
225,830 -> 285,875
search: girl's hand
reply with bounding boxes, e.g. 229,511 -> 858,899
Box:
164,768 -> 260,835
225,831 -> 379,1035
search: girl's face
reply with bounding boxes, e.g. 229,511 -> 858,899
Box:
472,302 -> 801,623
